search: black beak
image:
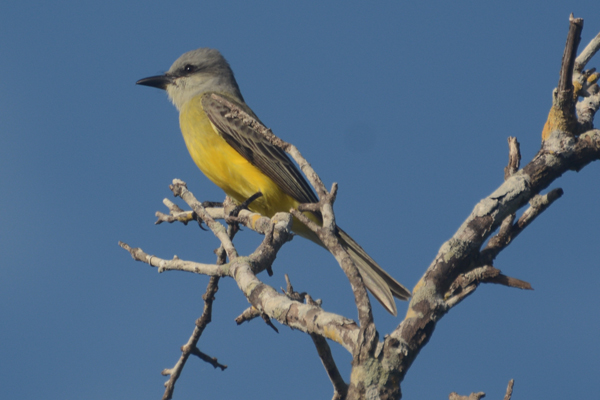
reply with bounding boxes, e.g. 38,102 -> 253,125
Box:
136,74 -> 173,90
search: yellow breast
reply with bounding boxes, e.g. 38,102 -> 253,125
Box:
178,95 -> 300,220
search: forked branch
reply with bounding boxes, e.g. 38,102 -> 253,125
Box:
386,16 -> 600,393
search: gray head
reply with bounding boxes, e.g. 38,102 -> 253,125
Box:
137,48 -> 244,111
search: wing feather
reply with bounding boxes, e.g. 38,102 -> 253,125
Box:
201,93 -> 318,204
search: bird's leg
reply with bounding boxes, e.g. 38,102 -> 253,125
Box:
191,197 -> 260,229
201,201 -> 223,208
232,191 -> 263,216
225,192 -> 263,235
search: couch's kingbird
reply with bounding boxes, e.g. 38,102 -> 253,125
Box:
137,48 -> 410,315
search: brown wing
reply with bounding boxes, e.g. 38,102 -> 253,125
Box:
201,93 -> 318,204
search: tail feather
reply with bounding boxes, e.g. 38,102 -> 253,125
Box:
292,216 -> 410,315
337,228 -> 411,316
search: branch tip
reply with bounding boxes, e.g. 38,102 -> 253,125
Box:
235,306 -> 260,324
503,379 -> 515,400
504,137 -> 521,180
261,313 -> 279,333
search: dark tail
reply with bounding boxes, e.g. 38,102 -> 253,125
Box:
337,228 -> 410,316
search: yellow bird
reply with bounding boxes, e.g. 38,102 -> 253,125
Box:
137,48 -> 410,315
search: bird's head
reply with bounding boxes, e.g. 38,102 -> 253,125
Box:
137,48 -> 243,111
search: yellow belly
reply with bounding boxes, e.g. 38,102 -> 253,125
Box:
179,95 -> 302,222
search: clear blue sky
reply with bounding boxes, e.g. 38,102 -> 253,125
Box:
1,1 -> 598,399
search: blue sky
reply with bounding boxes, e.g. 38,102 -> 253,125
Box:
1,1 -> 599,399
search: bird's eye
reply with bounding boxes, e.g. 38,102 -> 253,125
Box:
184,64 -> 196,73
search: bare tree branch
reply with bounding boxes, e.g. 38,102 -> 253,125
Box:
488,137 -> 521,266
576,85 -> 600,133
310,333 -> 349,400
231,253 -> 360,353
170,179 -> 238,260
278,274 -> 347,397
542,15 -> 583,141
161,219 -> 239,400
503,379 -> 515,400
282,273 -> 307,301
291,184 -> 374,332
558,15 -> 583,96
503,137 -> 521,180
484,273 -> 533,291
189,346 -> 227,371
161,277 -> 223,400
445,265 -> 532,309
482,188 -> 564,262
155,198 -> 281,240
126,179 -> 365,352
384,18 -> 600,394
235,306 -> 260,324
260,312 -> 279,333
449,392 -> 486,400
118,241 -> 228,276
575,31 -> 600,72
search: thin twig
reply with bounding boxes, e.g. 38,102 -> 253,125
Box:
170,179 -> 238,260
504,137 -> 521,180
161,277 -> 222,400
481,188 -> 564,262
190,347 -> 227,370
279,275 -> 347,398
261,313 -> 279,333
445,265 -> 532,309
161,219 -> 239,400
449,392 -> 486,400
484,273 -> 533,290
310,333 -> 348,400
575,31 -> 600,72
118,241 -> 227,276
235,306 -> 261,324
503,379 -> 515,400
282,274 -> 307,301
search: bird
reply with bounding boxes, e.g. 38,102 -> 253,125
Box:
136,48 -> 410,315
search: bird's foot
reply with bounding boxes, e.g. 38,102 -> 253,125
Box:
225,192 -> 263,233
